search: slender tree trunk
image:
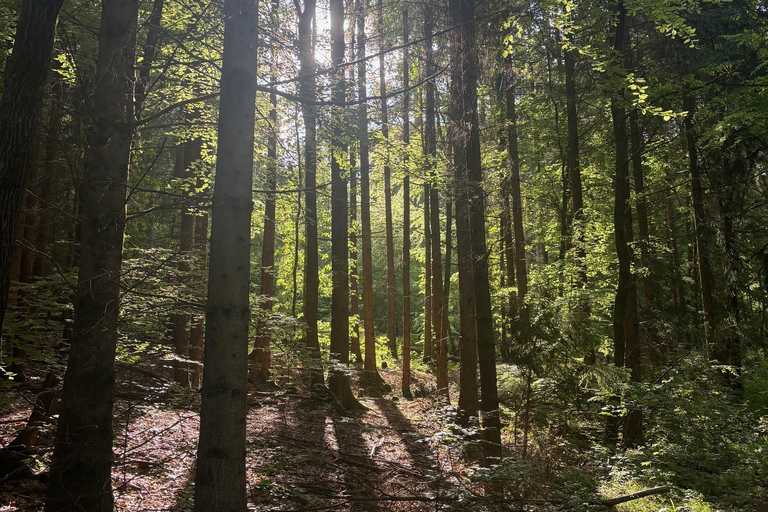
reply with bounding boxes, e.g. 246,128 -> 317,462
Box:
348,17 -> 362,364
451,0 -> 501,464
666,196 -> 682,309
684,95 -> 718,360
358,0 -> 381,379
32,81 -> 64,278
190,208 -> 207,389
441,197 -> 452,353
609,1 -> 641,447
329,0 -> 362,409
173,143 -> 194,387
401,0 -> 412,397
378,0 -> 398,359
298,0 -> 324,387
564,40 -> 593,364
192,0 -> 258,508
0,0 -> 64,335
424,7 -> 447,396
506,69 -> 530,351
251,1 -> 280,383
45,0 -> 137,509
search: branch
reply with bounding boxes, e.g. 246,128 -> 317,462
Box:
599,486 -> 672,507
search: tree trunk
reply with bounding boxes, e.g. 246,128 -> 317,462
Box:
172,143 -> 193,388
298,0 -> 324,387
609,1 -> 641,448
329,0 -> 362,409
251,0 -> 280,383
401,0 -> 412,397
424,7 -> 447,396
32,80 -> 64,279
192,0 -> 258,508
0,0 -> 64,335
378,0 -> 398,359
357,0 -> 381,380
506,69 -> 530,352
564,40 -> 593,364
45,1 -> 137,510
684,95 -> 719,361
451,0 -> 501,465
630,109 -> 661,365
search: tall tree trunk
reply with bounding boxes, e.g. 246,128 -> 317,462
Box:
378,0 -> 398,359
45,0 -> 137,509
190,207 -> 207,389
683,95 -> 718,360
358,0 -> 381,379
329,0 -> 362,409
506,69 -> 530,352
609,1 -> 641,447
401,0 -> 412,397
298,0 -> 324,387
0,0 -> 64,334
441,197 -> 452,354
564,40 -> 593,364
451,0 -> 501,464
32,81 -> 64,278
251,0 -> 280,383
348,16 -> 362,364
173,143 -> 194,387
424,7 -> 447,396
192,0 -> 258,508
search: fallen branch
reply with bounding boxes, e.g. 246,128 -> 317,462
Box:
599,485 -> 672,507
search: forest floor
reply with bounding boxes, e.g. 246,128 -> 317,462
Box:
1,356 -> 766,512
0,359 -> 499,512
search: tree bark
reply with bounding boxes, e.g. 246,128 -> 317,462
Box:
0,0 -> 64,335
251,0 -> 280,383
564,40 -> 593,364
357,0 -> 382,379
297,0 -> 324,387
450,0 -> 501,464
192,0 -> 258,508
45,1 -> 137,510
684,95 -> 718,361
609,1 -> 641,448
378,0 -> 398,359
329,0 -> 362,409
401,0 -> 412,397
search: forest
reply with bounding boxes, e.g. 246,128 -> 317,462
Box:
0,0 -> 767,509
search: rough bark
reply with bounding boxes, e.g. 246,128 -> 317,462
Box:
357,0 -> 381,378
506,69 -> 530,352
683,95 -> 718,360
564,41 -> 593,364
192,0 -> 258,508
378,0 -> 398,359
329,0 -> 362,409
45,1 -> 137,510
401,0 -> 412,397
0,0 -> 64,335
251,1 -> 280,383
298,0 -> 324,387
451,0 -> 501,464
609,1 -> 641,447
172,143 -> 193,388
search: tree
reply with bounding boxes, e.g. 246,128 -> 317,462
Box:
401,0 -> 412,397
328,0 -> 362,409
192,0 -> 258,508
358,0 -> 383,384
450,0 -> 501,465
378,0 -> 398,359
251,0 -> 281,384
45,0 -> 138,509
0,0 -> 65,336
296,0 -> 324,387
